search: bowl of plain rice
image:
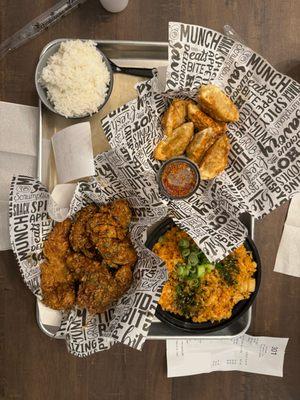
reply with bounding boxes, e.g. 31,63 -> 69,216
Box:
35,39 -> 113,118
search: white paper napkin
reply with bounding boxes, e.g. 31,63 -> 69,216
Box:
0,101 -> 39,251
0,151 -> 36,201
274,193 -> 300,277
0,101 -> 38,156
167,335 -> 289,378
51,122 -> 95,184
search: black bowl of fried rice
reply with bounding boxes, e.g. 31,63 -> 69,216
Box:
146,218 -> 261,333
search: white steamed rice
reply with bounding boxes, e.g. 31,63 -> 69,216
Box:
40,40 -> 110,117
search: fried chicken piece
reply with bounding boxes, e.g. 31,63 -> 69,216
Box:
66,252 -> 103,280
199,134 -> 231,180
87,199 -> 137,267
87,213 -> 127,241
197,84 -> 239,122
161,99 -> 190,137
94,237 -> 137,266
186,127 -> 220,164
40,259 -> 75,310
110,199 -> 132,229
69,204 -> 98,258
154,122 -> 194,161
41,200 -> 136,314
43,219 -> 72,260
77,264 -> 133,314
77,267 -> 118,314
115,264 -> 133,294
187,102 -> 226,134
87,199 -> 131,241
41,219 -> 75,310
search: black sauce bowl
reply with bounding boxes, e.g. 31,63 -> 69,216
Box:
146,218 -> 261,333
156,157 -> 200,200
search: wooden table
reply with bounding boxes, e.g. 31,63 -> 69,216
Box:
1,1 -> 299,399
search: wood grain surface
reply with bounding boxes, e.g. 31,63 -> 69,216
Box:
0,1 -> 299,399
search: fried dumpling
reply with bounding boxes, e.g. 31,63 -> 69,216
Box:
161,99 -> 190,137
186,127 -> 220,164
197,84 -> 239,122
187,103 -> 226,133
154,122 -> 194,161
199,134 -> 230,180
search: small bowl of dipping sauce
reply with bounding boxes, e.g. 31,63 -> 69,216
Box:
157,157 -> 200,200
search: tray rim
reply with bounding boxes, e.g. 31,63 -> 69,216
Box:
39,38 -> 169,61
36,38 -> 254,341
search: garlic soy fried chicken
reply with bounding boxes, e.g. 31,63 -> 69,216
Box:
88,199 -> 137,267
69,204 -> 98,258
41,219 -> 75,310
40,199 -> 136,314
43,218 -> 72,260
95,237 -> 137,267
110,199 -> 132,229
40,259 -> 75,310
66,252 -> 103,280
77,264 -> 133,314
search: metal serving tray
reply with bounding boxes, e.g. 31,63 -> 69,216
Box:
36,39 -> 254,340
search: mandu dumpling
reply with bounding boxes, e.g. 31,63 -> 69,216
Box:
154,122 -> 194,161
199,134 -> 230,180
187,102 -> 226,134
197,84 -> 239,122
161,99 -> 191,137
186,127 -> 221,165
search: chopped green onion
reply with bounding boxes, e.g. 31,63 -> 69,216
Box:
190,279 -> 199,287
181,248 -> 190,257
178,238 -> 190,249
202,263 -> 215,272
177,265 -> 186,276
188,252 -> 199,266
197,265 -> 206,278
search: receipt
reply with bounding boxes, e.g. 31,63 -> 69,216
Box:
167,335 -> 289,378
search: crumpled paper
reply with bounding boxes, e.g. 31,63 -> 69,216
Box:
103,22 -> 300,262
9,147 -> 168,357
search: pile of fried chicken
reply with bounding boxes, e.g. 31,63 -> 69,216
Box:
40,199 -> 137,314
154,84 -> 239,180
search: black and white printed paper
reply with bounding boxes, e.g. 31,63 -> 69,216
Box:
103,22 -> 300,261
9,148 -> 168,357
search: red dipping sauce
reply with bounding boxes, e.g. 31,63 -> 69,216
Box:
158,158 -> 200,199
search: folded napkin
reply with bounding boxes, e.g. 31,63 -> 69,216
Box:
274,193 -> 300,277
167,334 -> 289,378
0,101 -> 39,250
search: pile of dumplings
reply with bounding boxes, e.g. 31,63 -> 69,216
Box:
154,84 -> 239,180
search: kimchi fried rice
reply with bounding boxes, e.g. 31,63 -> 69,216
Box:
153,226 -> 256,323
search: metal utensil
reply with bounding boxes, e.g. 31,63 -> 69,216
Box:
108,58 -> 153,78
